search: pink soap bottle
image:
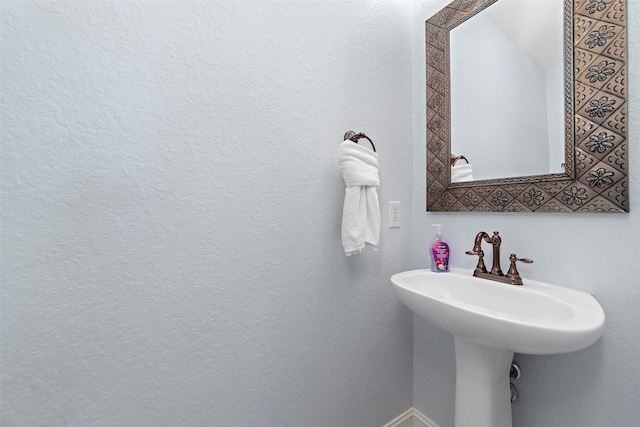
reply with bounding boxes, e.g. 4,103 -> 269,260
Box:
430,224 -> 450,272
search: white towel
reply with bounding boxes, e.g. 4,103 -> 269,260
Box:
338,140 -> 380,256
451,163 -> 474,183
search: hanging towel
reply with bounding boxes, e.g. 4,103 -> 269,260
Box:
451,163 -> 474,183
338,140 -> 380,256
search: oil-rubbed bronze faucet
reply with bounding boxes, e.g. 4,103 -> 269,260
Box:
465,231 -> 533,285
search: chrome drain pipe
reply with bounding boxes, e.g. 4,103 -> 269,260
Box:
510,362 -> 521,403
510,363 -> 521,380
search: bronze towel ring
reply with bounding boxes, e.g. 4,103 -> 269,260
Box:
344,130 -> 376,153
450,154 -> 468,166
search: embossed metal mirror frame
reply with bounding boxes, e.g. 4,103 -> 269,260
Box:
426,0 -> 628,212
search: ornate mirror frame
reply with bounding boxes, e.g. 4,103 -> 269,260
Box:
426,0 -> 628,212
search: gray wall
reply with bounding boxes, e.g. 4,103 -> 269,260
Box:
1,2 -> 417,426
412,1 -> 640,426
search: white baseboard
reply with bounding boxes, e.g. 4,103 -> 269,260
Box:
382,407 -> 440,427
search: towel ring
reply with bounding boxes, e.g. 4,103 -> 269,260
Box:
344,130 -> 376,153
450,154 -> 468,166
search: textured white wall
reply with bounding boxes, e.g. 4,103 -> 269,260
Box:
412,1 -> 640,426
5,1 -> 637,426
1,2 -> 416,426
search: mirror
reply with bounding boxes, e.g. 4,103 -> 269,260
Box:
426,0 -> 628,212
451,0 -> 565,180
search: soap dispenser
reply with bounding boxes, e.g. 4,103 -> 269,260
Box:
430,224 -> 450,272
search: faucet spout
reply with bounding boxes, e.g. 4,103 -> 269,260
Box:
469,231 -> 503,275
472,231 -> 490,254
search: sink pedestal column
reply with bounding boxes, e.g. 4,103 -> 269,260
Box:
454,337 -> 514,427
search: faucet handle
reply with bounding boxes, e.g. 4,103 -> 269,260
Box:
512,254 -> 533,264
466,250 -> 487,274
506,254 -> 533,281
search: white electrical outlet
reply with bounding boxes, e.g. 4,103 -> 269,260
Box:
389,201 -> 401,228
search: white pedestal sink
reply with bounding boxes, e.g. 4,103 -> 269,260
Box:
391,268 -> 605,427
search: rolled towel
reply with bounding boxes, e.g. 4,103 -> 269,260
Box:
338,140 -> 380,256
451,163 -> 474,183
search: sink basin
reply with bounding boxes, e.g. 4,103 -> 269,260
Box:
391,268 -> 605,427
391,268 -> 605,355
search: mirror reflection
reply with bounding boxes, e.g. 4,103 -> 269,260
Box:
450,0 -> 564,182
